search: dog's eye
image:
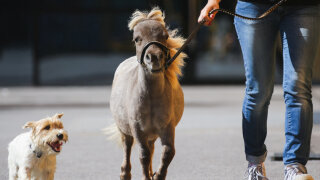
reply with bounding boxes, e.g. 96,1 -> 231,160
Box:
44,125 -> 50,130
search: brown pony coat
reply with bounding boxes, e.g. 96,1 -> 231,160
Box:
106,7 -> 187,180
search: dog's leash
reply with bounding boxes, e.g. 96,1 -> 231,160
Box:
165,0 -> 288,68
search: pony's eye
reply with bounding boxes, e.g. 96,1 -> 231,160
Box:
44,125 -> 50,130
134,37 -> 141,43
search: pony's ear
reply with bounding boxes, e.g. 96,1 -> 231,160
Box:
55,113 -> 64,119
23,121 -> 35,129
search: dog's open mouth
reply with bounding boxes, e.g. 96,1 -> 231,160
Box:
47,141 -> 63,152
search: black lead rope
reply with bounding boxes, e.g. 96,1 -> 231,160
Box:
166,0 -> 288,68
140,0 -> 288,69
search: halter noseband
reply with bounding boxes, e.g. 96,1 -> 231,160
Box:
139,41 -> 171,70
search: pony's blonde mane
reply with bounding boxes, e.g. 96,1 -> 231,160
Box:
128,7 -> 187,88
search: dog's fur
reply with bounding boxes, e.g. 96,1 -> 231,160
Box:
8,114 -> 68,180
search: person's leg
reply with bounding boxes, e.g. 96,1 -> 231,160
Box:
280,5 -> 320,166
234,1 -> 280,164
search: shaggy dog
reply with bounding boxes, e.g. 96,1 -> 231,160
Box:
8,113 -> 68,180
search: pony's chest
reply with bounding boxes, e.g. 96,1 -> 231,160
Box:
133,94 -> 172,128
135,89 -> 171,111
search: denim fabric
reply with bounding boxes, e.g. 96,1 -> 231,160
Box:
234,1 -> 320,165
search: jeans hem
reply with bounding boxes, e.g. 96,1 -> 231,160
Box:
246,151 -> 267,164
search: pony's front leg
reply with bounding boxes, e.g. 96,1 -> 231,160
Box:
120,134 -> 134,180
148,139 -> 156,177
139,142 -> 152,180
149,139 -> 157,177
133,126 -> 152,180
153,125 -> 175,180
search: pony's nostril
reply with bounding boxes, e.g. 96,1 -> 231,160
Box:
146,53 -> 159,62
146,54 -> 152,61
57,133 -> 63,140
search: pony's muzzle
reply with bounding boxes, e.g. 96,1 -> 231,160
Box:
145,47 -> 164,62
145,47 -> 165,70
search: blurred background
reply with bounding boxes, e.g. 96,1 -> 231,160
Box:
1,0 -> 319,86
1,1 -> 320,179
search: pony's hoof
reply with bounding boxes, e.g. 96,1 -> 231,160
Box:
151,172 -> 156,180
141,177 -> 152,180
120,173 -> 131,180
152,172 -> 166,180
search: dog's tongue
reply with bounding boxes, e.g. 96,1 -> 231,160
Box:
52,141 -> 63,151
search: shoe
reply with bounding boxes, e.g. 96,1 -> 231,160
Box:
245,162 -> 268,180
284,163 -> 314,180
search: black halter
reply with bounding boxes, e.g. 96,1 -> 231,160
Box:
139,41 -> 171,70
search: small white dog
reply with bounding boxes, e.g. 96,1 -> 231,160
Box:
8,113 -> 68,180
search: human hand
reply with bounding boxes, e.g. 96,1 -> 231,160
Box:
198,0 -> 220,26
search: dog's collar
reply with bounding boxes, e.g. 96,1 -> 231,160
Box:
29,144 -> 43,158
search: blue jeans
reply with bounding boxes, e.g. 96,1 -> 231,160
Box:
234,1 -> 320,165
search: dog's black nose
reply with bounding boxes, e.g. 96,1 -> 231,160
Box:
57,133 -> 63,140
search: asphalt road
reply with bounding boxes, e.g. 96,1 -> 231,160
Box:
0,86 -> 319,180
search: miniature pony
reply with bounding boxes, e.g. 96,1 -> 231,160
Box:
107,7 -> 187,180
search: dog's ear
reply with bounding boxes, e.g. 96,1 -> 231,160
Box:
23,121 -> 35,129
55,113 -> 64,119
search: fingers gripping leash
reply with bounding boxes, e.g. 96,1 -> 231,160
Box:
206,0 -> 287,22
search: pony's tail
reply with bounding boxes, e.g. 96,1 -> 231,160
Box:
103,123 -> 122,146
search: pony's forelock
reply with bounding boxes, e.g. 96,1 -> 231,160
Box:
128,7 -> 165,31
128,7 -> 187,88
